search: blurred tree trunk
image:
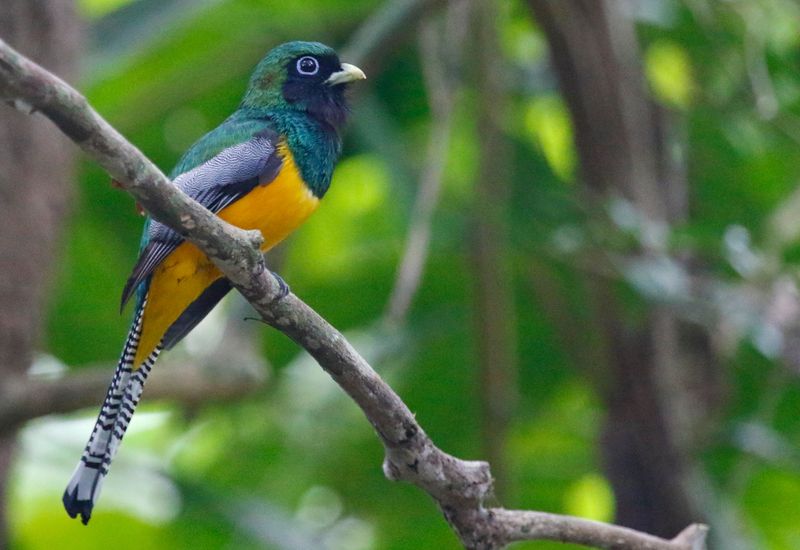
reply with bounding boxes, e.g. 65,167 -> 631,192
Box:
470,0 -> 518,500
0,0 -> 79,542
527,0 -> 723,537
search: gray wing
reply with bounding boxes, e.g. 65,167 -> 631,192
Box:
120,131 -> 282,309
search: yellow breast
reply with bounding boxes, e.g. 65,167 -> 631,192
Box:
133,142 -> 319,367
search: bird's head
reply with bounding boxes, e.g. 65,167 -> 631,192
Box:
241,41 -> 366,129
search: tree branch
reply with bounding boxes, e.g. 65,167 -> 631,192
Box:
0,357 -> 265,432
340,0 -> 449,73
490,510 -> 708,550
0,34 -> 707,550
384,7 -> 463,324
469,0 -> 519,499
527,0 -> 718,537
1,287 -> 269,432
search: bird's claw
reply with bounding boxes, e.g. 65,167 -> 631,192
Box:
270,270 -> 290,301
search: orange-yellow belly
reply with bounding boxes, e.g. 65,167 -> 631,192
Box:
133,144 -> 319,367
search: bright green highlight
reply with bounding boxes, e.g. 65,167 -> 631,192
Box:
645,40 -> 693,108
79,0 -> 135,18
288,154 -> 392,279
524,95 -> 576,181
563,473 -> 615,523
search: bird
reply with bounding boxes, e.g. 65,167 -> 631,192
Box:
62,41 -> 365,525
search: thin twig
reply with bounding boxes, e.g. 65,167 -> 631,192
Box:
384,5 -> 465,324
0,29 -> 707,550
490,510 -> 709,550
340,0 -> 449,72
739,4 -> 779,120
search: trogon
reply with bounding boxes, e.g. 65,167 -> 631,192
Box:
63,41 -> 365,524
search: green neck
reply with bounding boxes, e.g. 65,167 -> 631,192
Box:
242,107 -> 341,198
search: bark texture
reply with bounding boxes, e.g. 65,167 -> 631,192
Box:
527,0 -> 723,537
0,1 -> 78,543
470,0 -> 518,500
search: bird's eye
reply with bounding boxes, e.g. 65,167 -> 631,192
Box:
296,56 -> 319,76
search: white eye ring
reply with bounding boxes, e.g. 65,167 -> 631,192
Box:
296,56 -> 319,76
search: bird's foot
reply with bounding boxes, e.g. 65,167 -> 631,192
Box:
270,270 -> 290,301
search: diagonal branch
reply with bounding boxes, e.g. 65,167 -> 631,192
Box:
0,34 -> 707,550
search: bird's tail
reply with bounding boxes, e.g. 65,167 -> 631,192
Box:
63,303 -> 161,525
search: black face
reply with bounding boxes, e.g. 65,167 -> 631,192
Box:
282,54 -> 349,129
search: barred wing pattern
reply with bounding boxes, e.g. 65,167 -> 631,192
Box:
120,131 -> 282,309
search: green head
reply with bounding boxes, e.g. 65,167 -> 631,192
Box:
241,41 -> 366,129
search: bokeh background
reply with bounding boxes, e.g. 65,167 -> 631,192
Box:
2,0 -> 800,548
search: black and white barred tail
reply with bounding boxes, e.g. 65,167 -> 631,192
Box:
63,302 -> 161,525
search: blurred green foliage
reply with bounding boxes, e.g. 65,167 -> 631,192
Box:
11,0 -> 800,548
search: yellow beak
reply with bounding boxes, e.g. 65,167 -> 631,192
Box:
325,63 -> 366,86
